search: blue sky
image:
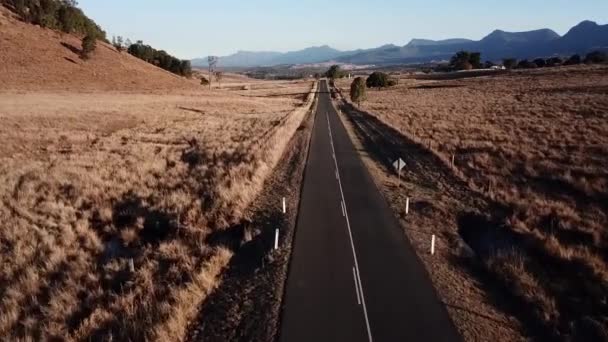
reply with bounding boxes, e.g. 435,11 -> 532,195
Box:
79,0 -> 608,59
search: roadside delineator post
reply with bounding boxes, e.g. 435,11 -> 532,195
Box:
405,197 -> 410,215
282,197 -> 286,214
128,258 -> 135,273
431,235 -> 436,255
275,229 -> 279,250
451,154 -> 455,168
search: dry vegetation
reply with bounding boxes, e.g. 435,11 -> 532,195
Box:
336,65 -> 608,340
0,80 -> 316,340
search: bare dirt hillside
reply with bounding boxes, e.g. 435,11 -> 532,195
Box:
0,5 -> 197,92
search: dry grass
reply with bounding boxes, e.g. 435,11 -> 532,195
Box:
0,79 -> 317,340
336,65 -> 608,339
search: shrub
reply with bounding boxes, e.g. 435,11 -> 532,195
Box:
350,77 -> 366,107
80,34 -> 97,60
585,51 -> 608,64
200,77 -> 209,86
387,77 -> 399,87
366,71 -> 389,88
503,58 -> 517,69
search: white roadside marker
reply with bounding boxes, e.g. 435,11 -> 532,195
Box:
282,197 -> 286,214
405,197 -> 410,215
431,234 -> 436,255
275,229 -> 279,250
341,201 -> 346,217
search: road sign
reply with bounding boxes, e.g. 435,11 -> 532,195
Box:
393,158 -> 406,172
393,158 -> 406,188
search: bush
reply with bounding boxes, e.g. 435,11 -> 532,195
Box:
366,71 -> 389,88
350,77 -> 366,106
80,34 -> 96,60
200,76 -> 209,86
503,58 -> 517,69
585,51 -> 608,64
387,78 -> 399,87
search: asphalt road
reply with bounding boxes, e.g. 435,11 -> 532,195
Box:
278,80 -> 461,342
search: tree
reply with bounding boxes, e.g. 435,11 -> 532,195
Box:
214,71 -> 223,88
546,57 -> 563,67
350,77 -> 366,107
366,71 -> 389,88
503,58 -> 517,69
533,58 -> 547,68
517,59 -> 537,69
325,65 -> 342,79
450,51 -> 481,70
208,56 -> 218,89
585,51 -> 608,64
80,33 -> 96,59
564,54 -> 582,65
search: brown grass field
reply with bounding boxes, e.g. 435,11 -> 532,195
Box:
0,82 -> 317,340
336,65 -> 608,340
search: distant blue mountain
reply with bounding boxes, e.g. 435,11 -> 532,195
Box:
192,21 -> 608,67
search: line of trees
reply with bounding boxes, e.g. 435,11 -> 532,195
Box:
450,50 -> 608,71
127,41 -> 192,77
1,0 -> 106,39
504,51 -> 608,69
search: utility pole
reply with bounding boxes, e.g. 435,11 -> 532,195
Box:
208,56 -> 218,90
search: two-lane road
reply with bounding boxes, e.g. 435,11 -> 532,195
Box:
279,80 -> 460,341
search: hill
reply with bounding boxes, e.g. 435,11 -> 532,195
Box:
193,20 -> 608,67
0,5 -> 196,92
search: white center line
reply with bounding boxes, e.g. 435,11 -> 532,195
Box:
353,267 -> 361,305
326,109 -> 374,342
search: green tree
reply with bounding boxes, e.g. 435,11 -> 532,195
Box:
366,71 -> 389,88
450,51 -> 481,70
502,58 -> 517,69
350,77 -> 366,107
80,33 -> 96,59
325,65 -> 342,79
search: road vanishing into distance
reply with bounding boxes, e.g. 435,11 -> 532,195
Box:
279,80 -> 461,342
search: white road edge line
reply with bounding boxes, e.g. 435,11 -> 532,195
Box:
341,200 -> 346,217
353,267 -> 361,305
326,109 -> 374,342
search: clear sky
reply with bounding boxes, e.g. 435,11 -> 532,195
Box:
78,0 -> 608,60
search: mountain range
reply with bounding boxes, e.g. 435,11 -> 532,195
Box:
192,20 -> 608,67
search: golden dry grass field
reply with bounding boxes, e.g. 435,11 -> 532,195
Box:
1,76 -> 316,340
336,65 -> 608,340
